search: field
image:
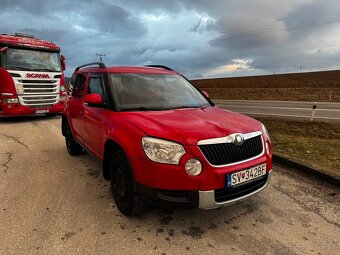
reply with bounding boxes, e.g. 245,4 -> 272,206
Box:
192,70 -> 340,102
255,117 -> 340,177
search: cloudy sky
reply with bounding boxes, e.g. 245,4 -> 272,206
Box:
1,0 -> 340,78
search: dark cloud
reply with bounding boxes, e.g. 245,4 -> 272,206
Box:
83,2 -> 146,37
209,13 -> 289,50
1,0 -> 340,78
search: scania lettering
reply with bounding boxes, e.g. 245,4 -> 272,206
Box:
26,73 -> 50,79
0,33 -> 67,117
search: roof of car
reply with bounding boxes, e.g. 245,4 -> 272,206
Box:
78,66 -> 178,75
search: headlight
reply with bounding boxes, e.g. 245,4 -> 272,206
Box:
6,98 -> 19,104
261,123 -> 271,142
142,137 -> 186,165
265,141 -> 271,156
60,96 -> 67,101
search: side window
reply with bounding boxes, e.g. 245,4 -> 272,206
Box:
72,73 -> 86,98
88,77 -> 104,97
87,75 -> 107,103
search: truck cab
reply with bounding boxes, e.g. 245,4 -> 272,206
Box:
0,33 -> 67,117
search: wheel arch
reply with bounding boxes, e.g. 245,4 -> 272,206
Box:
103,139 -> 125,180
61,114 -> 68,137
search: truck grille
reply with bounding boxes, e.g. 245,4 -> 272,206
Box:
19,79 -> 59,94
14,76 -> 60,106
199,135 -> 263,166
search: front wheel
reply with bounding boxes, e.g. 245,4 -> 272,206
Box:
110,150 -> 145,216
65,123 -> 82,156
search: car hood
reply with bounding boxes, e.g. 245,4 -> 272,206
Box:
120,106 -> 262,145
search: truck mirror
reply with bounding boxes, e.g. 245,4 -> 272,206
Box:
0,47 -> 8,54
202,90 -> 209,98
61,55 -> 66,71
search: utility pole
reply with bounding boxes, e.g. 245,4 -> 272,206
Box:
96,53 -> 105,62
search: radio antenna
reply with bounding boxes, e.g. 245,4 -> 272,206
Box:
50,18 -> 53,43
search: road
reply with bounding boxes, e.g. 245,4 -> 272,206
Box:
0,116 -> 339,255
215,100 -> 340,122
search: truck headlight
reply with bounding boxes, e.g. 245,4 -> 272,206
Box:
142,137 -> 186,165
6,98 -> 19,104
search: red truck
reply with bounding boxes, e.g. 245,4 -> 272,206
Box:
0,33 -> 67,117
62,63 -> 272,216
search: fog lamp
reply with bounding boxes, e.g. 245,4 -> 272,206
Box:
185,158 -> 202,176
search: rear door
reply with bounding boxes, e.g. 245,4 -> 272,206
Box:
67,72 -> 88,144
82,73 -> 109,158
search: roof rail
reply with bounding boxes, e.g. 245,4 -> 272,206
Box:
145,65 -> 174,71
75,62 -> 107,71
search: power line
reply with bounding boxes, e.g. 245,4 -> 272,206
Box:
96,53 -> 106,62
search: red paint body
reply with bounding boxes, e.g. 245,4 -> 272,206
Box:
64,65 -> 272,193
0,33 -> 66,117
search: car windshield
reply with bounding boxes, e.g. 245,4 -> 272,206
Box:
5,48 -> 62,72
111,73 -> 211,111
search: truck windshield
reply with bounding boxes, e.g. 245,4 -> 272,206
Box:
111,73 -> 211,111
4,48 -> 62,72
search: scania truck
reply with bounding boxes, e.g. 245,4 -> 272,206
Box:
0,33 -> 67,117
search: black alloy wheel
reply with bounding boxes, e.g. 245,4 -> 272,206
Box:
65,123 -> 82,156
110,150 -> 145,216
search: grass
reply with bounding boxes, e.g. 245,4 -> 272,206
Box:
255,117 -> 340,176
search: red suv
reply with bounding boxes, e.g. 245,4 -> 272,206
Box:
62,63 -> 272,216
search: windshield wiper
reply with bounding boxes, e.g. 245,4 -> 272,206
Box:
32,68 -> 58,72
165,105 -> 202,110
121,106 -> 165,111
5,65 -> 31,71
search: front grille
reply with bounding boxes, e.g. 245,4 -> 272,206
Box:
18,79 -> 59,94
214,174 -> 267,203
12,75 -> 61,106
199,135 -> 263,166
18,95 -> 59,106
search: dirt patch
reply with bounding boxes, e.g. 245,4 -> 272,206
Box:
182,226 -> 205,239
192,70 -> 340,102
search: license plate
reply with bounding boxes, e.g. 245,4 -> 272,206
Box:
227,163 -> 266,187
35,109 -> 49,114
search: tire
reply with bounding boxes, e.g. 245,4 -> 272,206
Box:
65,123 -> 83,156
110,150 -> 145,216
46,113 -> 58,117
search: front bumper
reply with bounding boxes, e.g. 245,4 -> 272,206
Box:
198,170 -> 271,209
138,170 -> 272,209
0,101 -> 65,117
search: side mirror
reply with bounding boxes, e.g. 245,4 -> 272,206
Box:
0,47 -> 8,54
84,93 -> 102,106
60,55 -> 66,71
202,90 -> 209,98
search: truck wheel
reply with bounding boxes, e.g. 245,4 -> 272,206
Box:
46,113 -> 58,117
110,150 -> 145,216
65,123 -> 82,156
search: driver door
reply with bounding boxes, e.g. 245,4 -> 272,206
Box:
83,73 -> 108,158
